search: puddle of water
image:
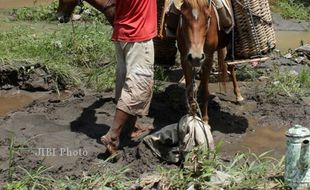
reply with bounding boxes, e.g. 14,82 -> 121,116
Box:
0,0 -> 53,9
220,125 -> 287,159
242,126 -> 287,157
275,31 -> 310,53
0,90 -> 47,117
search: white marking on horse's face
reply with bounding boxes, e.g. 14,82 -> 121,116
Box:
192,9 -> 199,20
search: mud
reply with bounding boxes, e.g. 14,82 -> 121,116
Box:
0,70 -> 309,185
0,63 -> 66,91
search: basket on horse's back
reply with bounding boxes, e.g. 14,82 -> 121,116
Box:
232,0 -> 276,59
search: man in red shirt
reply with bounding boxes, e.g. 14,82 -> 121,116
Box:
101,0 -> 157,155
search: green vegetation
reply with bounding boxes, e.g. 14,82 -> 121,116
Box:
158,146 -> 285,189
4,144 -> 285,189
0,20 -> 115,91
298,66 -> 310,89
154,66 -> 168,94
236,65 -> 265,81
9,0 -> 108,23
5,161 -> 131,190
266,66 -> 310,97
271,0 -> 310,21
10,1 -> 58,22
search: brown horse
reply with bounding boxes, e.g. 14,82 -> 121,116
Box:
56,0 -> 115,25
177,0 -> 243,123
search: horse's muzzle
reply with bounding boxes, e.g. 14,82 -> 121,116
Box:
187,53 -> 205,67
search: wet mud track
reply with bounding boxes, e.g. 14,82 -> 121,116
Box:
0,79 -> 309,184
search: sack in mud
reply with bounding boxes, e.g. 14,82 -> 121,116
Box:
143,114 -> 214,163
178,114 -> 214,158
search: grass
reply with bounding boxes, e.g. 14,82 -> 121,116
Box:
157,146 -> 285,189
265,66 -> 310,97
9,1 -> 59,22
1,2 -> 170,92
153,66 -> 169,94
5,162 -> 131,190
0,19 -> 115,91
236,65 -> 265,81
9,0 -> 108,24
270,0 -> 310,21
299,67 -> 310,89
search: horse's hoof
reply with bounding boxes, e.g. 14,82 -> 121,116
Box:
236,96 -> 245,104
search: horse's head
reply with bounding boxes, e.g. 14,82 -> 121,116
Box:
56,0 -> 79,23
178,0 -> 213,67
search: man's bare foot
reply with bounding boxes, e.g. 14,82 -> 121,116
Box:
130,123 -> 154,138
100,135 -> 118,155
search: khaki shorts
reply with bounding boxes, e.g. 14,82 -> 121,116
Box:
114,40 -> 154,116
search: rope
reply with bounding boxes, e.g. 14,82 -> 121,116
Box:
231,25 -> 235,61
244,0 -> 262,57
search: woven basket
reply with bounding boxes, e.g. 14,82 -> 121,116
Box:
154,0 -> 177,66
232,0 -> 276,59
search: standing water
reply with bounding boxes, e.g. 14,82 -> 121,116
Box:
275,31 -> 310,53
0,90 -> 48,117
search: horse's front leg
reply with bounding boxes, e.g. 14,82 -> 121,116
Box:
181,60 -> 196,115
227,64 -> 244,102
200,54 -> 213,123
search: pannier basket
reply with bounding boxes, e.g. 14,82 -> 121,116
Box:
232,0 -> 276,59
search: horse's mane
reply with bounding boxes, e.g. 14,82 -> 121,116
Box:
186,0 -> 210,9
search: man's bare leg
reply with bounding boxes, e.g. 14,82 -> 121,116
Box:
100,109 -> 130,155
101,109 -> 154,155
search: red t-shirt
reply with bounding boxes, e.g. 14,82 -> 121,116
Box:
112,0 -> 157,42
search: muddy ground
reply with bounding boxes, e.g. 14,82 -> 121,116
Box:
0,56 -> 309,186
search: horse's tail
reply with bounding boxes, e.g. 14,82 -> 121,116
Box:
217,48 -> 227,92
